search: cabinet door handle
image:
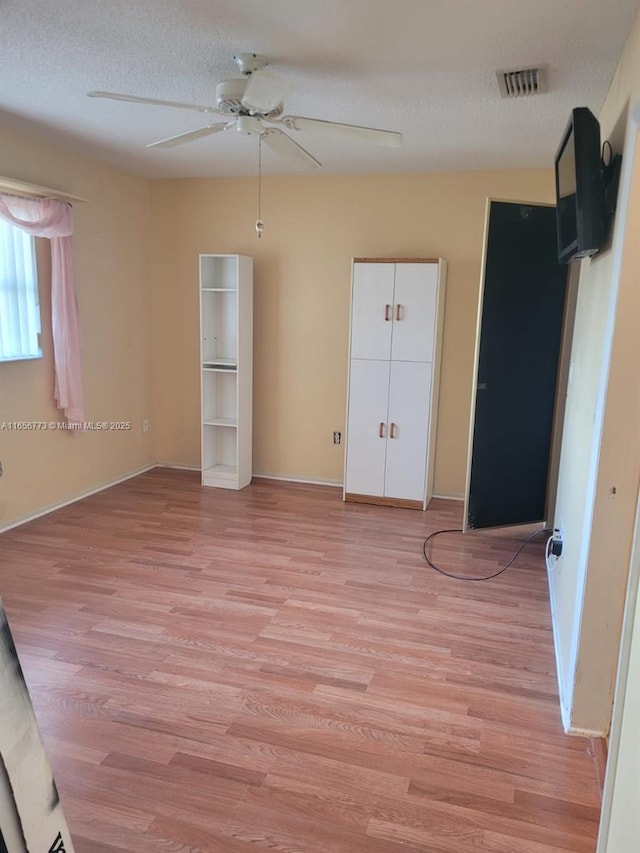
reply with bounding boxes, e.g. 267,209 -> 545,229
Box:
384,304 -> 392,321
395,304 -> 402,321
390,422 -> 397,438
379,422 -> 386,438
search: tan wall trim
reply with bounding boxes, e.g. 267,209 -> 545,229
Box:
353,257 -> 440,264
0,174 -> 87,203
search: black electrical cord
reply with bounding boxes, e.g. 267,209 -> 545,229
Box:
422,526 -> 553,581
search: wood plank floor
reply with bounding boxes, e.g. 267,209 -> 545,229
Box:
0,469 -> 600,852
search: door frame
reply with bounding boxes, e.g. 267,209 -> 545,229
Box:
462,198 -> 492,533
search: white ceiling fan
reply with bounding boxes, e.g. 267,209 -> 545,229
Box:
88,53 -> 402,171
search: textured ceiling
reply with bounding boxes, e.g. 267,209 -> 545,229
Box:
1,0 -> 638,178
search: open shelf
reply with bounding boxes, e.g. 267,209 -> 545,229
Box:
203,417 -> 237,428
202,422 -> 236,472
201,290 -> 237,364
203,463 -> 236,478
202,371 -> 236,423
200,255 -> 239,290
202,359 -> 236,371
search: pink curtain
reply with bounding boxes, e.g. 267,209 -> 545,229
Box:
0,194 -> 84,425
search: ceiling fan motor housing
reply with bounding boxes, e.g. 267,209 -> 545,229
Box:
215,79 -> 283,118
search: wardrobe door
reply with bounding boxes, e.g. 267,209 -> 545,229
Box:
390,263 -> 438,362
344,359 -> 390,498
350,263 -> 395,360
384,360 -> 432,502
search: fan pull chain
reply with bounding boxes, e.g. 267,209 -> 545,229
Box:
255,134 -> 264,238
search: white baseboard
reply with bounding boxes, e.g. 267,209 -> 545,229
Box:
157,465 -> 340,486
251,475 -> 461,496
253,472 -> 342,488
0,463 -> 157,534
547,565 -> 573,732
565,724 -> 606,738
156,462 -> 200,472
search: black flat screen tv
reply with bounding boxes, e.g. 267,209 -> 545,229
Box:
554,107 -> 606,263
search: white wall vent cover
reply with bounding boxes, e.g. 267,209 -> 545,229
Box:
497,66 -> 547,98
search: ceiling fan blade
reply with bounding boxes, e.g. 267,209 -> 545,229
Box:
261,129 -> 321,171
88,90 -> 216,113
146,123 -> 229,149
241,69 -> 289,114
281,115 -> 402,147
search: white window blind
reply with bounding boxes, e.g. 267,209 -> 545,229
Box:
0,219 -> 41,362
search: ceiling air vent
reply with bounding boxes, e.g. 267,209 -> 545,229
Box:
497,66 -> 547,98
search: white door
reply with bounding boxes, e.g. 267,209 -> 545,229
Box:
384,361 -> 432,502
350,264 -> 395,360
391,263 -> 438,362
344,359 -> 390,497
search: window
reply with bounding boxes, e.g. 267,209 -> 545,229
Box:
0,219 -> 41,362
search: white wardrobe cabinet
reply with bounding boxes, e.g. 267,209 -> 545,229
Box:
200,254 -> 253,490
344,258 -> 446,510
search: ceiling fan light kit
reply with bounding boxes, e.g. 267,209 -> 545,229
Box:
242,71 -> 289,114
214,78 -> 284,119
234,115 -> 263,135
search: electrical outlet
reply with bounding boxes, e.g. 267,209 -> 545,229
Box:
551,525 -> 564,558
333,431 -> 341,445
142,417 -> 149,432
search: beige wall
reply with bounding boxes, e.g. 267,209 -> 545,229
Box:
0,122 -> 154,529
150,169 -> 554,495
550,5 -> 640,733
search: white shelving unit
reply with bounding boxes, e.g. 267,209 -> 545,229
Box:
200,254 -> 253,490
